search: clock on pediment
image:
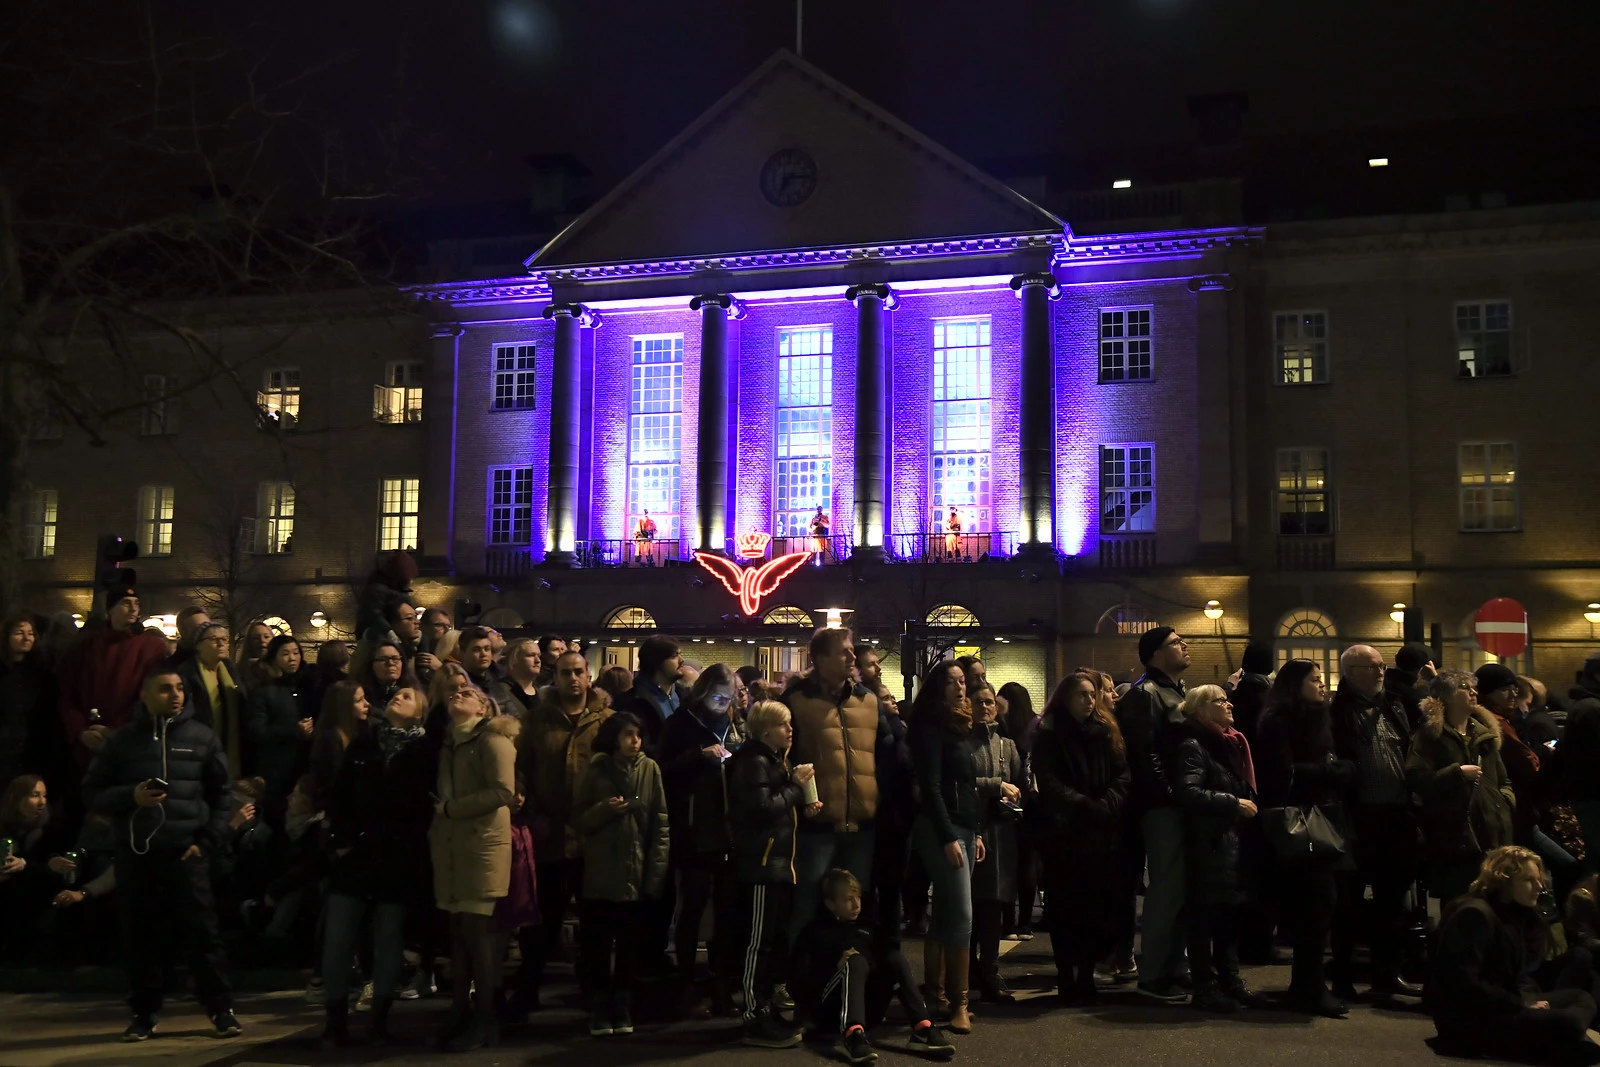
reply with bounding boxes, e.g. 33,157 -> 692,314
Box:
759,148 -> 817,207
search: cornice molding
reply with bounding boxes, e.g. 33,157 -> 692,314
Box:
1258,217 -> 1600,260
412,279 -> 552,306
1056,227 -> 1263,265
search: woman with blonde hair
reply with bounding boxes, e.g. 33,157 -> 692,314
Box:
430,685 -> 519,1052
1031,669 -> 1129,1004
1407,669 -> 1516,904
1427,845 -> 1600,1064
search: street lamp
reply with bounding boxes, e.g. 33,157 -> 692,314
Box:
1203,600 -> 1224,620
309,611 -> 328,629
1586,603 -> 1600,638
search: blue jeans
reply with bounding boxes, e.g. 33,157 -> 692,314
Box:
789,828 -> 877,947
911,817 -> 975,947
1139,807 -> 1188,983
322,893 -> 405,1005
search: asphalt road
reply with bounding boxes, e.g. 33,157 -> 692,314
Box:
0,939 -> 1514,1067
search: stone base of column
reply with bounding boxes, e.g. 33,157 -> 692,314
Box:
1014,541 -> 1060,565
538,551 -> 577,569
850,544 -> 888,564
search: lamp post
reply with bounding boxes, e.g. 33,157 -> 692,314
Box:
1390,602 -> 1407,639
1585,603 -> 1600,639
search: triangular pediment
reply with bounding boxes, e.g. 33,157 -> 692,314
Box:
531,51 -> 1062,270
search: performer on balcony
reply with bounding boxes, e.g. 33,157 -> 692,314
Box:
809,506 -> 830,558
633,510 -> 658,565
945,508 -> 963,558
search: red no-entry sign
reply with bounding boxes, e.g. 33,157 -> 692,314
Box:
1474,597 -> 1529,658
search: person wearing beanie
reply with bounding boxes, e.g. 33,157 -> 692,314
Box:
1475,664 -> 1549,854
1231,642 -> 1275,746
58,587 -> 171,769
1384,642 -> 1436,727
1113,624 -> 1192,1001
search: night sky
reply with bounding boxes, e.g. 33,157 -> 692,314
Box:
43,0 -> 1600,207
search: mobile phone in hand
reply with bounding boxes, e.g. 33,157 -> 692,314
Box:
148,778 -> 170,793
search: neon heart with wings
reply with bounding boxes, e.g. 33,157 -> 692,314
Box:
693,550 -> 812,615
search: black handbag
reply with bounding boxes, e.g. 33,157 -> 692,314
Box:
1262,805 -> 1347,859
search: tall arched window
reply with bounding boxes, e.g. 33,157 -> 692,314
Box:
1276,608 -> 1341,688
1095,603 -> 1159,636
762,606 -> 814,627
604,605 -> 656,629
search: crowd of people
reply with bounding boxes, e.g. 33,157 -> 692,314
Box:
7,577 -> 1600,1065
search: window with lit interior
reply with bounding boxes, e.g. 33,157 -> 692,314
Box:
378,477 -> 420,551
1277,448 -> 1331,536
488,466 -> 533,545
256,482 -> 295,554
1456,301 -> 1513,378
375,361 -> 424,423
492,344 -> 537,410
627,335 -> 684,540
1458,442 -> 1519,531
775,326 -> 833,538
1100,444 -> 1155,533
24,489 -> 57,559
258,367 -> 301,426
1276,609 -> 1341,689
931,318 -> 992,534
137,485 -> 175,556
1274,311 -> 1328,385
1099,308 -> 1153,382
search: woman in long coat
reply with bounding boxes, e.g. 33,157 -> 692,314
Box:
967,681 -> 1024,1003
429,686 -> 519,1053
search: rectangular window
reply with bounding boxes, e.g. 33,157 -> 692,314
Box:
137,485 -> 175,556
1277,448 -> 1332,536
140,374 -> 173,436
1099,308 -> 1153,382
24,489 -> 58,559
374,360 -> 424,424
258,367 -> 301,427
931,318 -> 992,533
1274,311 -> 1329,384
1456,301 -> 1513,378
627,335 -> 684,539
488,466 -> 534,545
491,344 -> 537,410
256,482 -> 295,554
1100,444 -> 1155,533
378,477 -> 420,551
775,326 -> 833,537
1459,441 -> 1519,531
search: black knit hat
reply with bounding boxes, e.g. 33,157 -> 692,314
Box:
1138,626 -> 1176,665
1395,642 -> 1434,673
1475,663 -> 1520,698
103,584 -> 138,612
1242,641 -> 1275,675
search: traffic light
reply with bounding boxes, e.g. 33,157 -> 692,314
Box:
1401,606 -> 1425,644
95,534 -> 139,597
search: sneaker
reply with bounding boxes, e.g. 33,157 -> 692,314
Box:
1192,988 -> 1241,1014
304,977 -> 324,1006
612,999 -> 635,1036
210,1010 -> 242,1038
589,1010 -> 614,1037
1135,979 -> 1189,1003
122,1014 -> 157,1042
1222,981 -> 1267,1008
835,1027 -> 878,1064
1015,926 -> 1035,942
773,982 -> 795,1013
355,981 -> 374,1011
742,1012 -> 803,1049
908,1023 -> 956,1059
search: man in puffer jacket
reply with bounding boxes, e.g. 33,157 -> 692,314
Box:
83,664 -> 237,1042
1562,653 -> 1600,862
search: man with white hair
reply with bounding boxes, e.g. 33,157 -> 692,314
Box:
1327,643 -> 1419,1004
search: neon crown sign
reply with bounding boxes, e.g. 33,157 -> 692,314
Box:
694,532 -> 810,616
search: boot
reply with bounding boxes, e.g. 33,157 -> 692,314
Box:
435,1002 -> 471,1048
368,996 -> 395,1045
921,940 -> 949,1017
317,1000 -> 350,1050
945,948 -> 973,1034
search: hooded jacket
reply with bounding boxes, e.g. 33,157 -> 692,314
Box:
517,688 -> 612,858
784,673 -> 882,832
1406,703 -> 1516,865
726,737 -> 804,884
429,713 -> 520,905
573,750 -> 670,902
82,701 -> 231,855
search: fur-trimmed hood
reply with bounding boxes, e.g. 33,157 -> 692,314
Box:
1416,698 -> 1502,749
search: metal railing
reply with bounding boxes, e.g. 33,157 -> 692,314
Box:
1277,536 -> 1335,571
742,533 -> 854,564
484,544 -> 535,580
888,531 -> 1016,562
578,539 -> 688,568
1098,535 -> 1157,569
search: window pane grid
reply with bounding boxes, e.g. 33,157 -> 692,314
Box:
1099,309 -> 1153,382
1101,445 -> 1155,533
628,337 -> 683,538
931,319 -> 992,531
492,344 -> 537,410
775,328 -> 834,534
258,482 -> 295,554
488,466 -> 533,545
138,486 -> 175,556
1274,311 -> 1329,385
1456,302 -> 1513,378
24,489 -> 58,559
1459,442 -> 1519,531
379,477 -> 420,550
1276,448 -> 1331,536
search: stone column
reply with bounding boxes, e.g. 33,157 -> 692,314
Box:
541,303 -> 589,567
691,294 -> 736,553
1011,272 -> 1059,551
847,283 -> 894,559
420,323 -> 462,568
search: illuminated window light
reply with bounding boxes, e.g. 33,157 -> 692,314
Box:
1112,179 -> 1132,190
1368,157 -> 1389,167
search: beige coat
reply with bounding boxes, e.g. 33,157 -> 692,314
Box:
429,714 -> 520,912
784,673 -> 880,830
518,689 -> 613,858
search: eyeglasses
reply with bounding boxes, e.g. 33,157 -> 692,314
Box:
373,655 -> 403,664
1162,638 -> 1188,649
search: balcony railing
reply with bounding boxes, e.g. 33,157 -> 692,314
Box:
485,544 -> 536,580
1098,535 -> 1157,569
579,539 -> 688,568
889,531 -> 1016,563
742,533 -> 854,564
1277,536 -> 1335,571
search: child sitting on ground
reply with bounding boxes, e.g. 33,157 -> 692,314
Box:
792,868 -> 956,1064
573,712 -> 670,1039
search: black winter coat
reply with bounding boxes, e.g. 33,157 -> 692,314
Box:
1230,672 -> 1271,748
244,673 -> 315,797
657,703 -> 733,861
1384,668 -> 1430,731
1169,716 -> 1254,901
875,707 -> 914,833
1562,677 -> 1600,803
727,738 -> 804,884
1255,700 -> 1354,815
83,704 -> 231,854
1329,682 -> 1414,779
1028,710 -> 1129,857
908,715 -> 981,842
789,910 -> 878,1010
326,722 -> 438,905
1425,896 -> 1545,1040
1114,671 -> 1186,815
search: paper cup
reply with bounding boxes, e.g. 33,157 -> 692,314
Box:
797,764 -> 819,805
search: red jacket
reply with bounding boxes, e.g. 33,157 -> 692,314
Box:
59,628 -> 171,766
